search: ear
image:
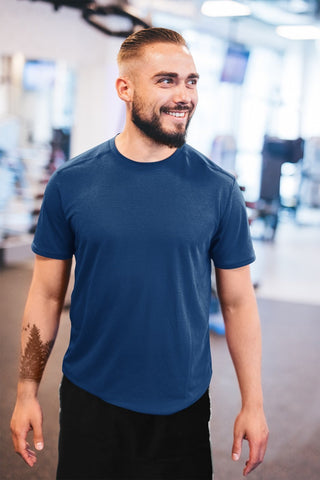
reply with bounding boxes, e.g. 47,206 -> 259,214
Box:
115,76 -> 133,102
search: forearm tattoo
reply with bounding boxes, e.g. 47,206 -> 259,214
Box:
19,324 -> 54,383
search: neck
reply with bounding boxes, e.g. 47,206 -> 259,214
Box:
115,122 -> 177,163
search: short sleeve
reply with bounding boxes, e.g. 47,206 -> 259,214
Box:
32,173 -> 74,259
210,180 -> 255,269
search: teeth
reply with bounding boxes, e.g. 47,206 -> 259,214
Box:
167,111 -> 186,118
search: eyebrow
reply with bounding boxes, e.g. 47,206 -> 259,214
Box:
152,72 -> 200,80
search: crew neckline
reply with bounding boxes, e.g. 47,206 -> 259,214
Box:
110,136 -> 184,168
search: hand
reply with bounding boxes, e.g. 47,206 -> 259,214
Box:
231,406 -> 269,476
10,395 -> 44,467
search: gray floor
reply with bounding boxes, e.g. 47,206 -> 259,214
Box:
210,298 -> 320,480
1,220 -> 320,479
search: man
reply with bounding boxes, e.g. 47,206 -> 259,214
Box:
11,28 -> 268,479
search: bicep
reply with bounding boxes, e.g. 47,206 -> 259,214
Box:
215,265 -> 255,308
29,255 -> 72,307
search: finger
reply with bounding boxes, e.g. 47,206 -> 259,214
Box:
243,458 -> 262,476
15,438 -> 37,467
12,423 -> 39,468
243,430 -> 269,476
243,442 -> 262,476
23,443 -> 38,467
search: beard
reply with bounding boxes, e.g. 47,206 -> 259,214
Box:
131,99 -> 193,149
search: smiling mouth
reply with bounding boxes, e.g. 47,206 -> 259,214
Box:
162,109 -> 190,119
166,111 -> 187,118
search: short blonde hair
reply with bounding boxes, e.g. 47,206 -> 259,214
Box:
117,27 -> 188,65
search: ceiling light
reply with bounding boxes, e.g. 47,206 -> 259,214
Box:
276,25 -> 320,40
250,1 -> 311,26
289,0 -> 314,15
201,1 -> 251,18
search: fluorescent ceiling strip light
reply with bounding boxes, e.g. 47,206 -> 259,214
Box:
201,1 -> 251,18
276,25 -> 320,40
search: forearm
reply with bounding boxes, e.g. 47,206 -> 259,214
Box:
222,294 -> 264,409
215,265 -> 264,408
18,293 -> 62,394
17,256 -> 71,394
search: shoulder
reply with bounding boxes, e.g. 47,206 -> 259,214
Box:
183,144 -> 236,187
47,139 -> 114,191
57,139 -> 111,175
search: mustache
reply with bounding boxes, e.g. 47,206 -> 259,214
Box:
161,104 -> 194,113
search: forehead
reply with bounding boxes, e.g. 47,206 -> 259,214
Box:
136,42 -> 197,77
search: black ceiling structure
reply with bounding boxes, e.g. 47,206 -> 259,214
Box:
25,0 -> 151,36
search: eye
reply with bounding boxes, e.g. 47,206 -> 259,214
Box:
187,78 -> 198,87
157,77 -> 174,85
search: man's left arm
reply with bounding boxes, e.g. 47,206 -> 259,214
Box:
215,265 -> 269,477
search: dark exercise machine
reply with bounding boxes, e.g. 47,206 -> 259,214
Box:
247,136 -> 304,241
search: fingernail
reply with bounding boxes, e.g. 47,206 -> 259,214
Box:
35,442 -> 43,450
232,453 -> 239,461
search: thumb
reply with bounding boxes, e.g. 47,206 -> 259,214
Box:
33,423 -> 44,451
232,434 -> 242,462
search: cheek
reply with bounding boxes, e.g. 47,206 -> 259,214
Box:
192,91 -> 198,108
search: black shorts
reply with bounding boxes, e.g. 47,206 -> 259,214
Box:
57,376 -> 213,480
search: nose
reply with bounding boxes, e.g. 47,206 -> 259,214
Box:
172,83 -> 195,105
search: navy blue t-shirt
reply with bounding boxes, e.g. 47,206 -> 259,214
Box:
32,137 -> 255,414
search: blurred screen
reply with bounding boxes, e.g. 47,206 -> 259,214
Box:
23,59 -> 56,91
220,45 -> 250,85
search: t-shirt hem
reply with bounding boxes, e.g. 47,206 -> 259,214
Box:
32,243 -> 73,260
62,370 -> 211,416
214,255 -> 256,270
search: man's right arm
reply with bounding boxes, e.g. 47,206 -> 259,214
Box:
10,255 -> 72,467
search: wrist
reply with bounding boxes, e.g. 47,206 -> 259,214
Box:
241,400 -> 264,414
16,379 -> 40,400
241,391 -> 264,411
